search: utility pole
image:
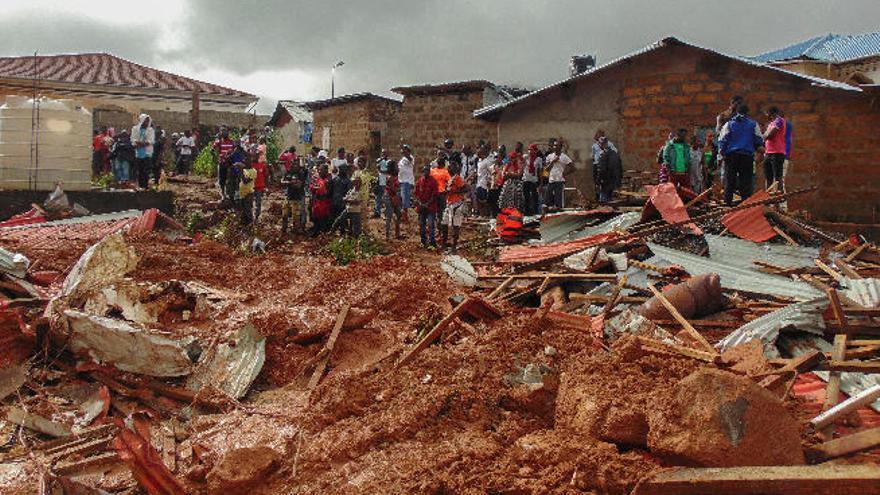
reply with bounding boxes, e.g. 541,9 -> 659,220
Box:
331,61 -> 344,99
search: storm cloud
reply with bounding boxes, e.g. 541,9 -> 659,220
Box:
1,0 -> 879,107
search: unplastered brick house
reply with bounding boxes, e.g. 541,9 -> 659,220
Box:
392,80 -> 527,167
475,37 -> 880,226
305,93 -> 402,163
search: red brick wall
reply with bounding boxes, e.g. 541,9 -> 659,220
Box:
399,90 -> 497,167
616,45 -> 880,223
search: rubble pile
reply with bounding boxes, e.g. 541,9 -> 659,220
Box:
1,180 -> 879,494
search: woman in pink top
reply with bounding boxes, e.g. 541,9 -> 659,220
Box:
762,106 -> 787,192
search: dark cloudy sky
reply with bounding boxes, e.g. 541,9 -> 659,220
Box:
1,0 -> 878,112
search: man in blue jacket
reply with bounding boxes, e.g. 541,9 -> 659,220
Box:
718,104 -> 764,206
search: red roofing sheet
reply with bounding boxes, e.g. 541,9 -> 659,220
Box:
721,189 -> 777,242
112,416 -> 186,495
498,232 -> 621,264
0,208 -> 46,228
0,53 -> 254,98
645,183 -> 702,235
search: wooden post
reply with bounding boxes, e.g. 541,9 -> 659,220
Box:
307,304 -> 350,391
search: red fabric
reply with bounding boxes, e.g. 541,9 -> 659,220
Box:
645,182 -> 702,235
279,151 -> 296,171
415,176 -> 439,213
385,176 -> 401,207
496,208 -> 524,241
721,189 -> 777,242
92,134 -> 106,152
527,145 -> 539,175
310,176 -> 332,219
214,138 -> 234,162
253,162 -> 268,191
0,208 -> 46,227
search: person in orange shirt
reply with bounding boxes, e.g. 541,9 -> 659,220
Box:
441,161 -> 470,253
429,153 -> 451,222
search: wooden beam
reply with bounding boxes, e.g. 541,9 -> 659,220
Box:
821,360 -> 880,373
845,243 -> 869,263
773,226 -> 799,246
602,275 -> 628,316
815,259 -> 843,282
636,337 -> 721,364
487,276 -> 514,300
834,259 -> 861,280
811,384 -> 880,430
397,299 -> 471,368
307,304 -> 350,390
646,283 -> 716,354
635,464 -> 880,495
811,427 -> 880,461
758,350 -> 824,390
822,333 -> 848,435
683,187 -> 712,209
479,273 -> 617,281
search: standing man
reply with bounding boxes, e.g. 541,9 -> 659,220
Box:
414,164 -> 439,248
591,130 -> 617,201
252,152 -> 268,223
214,127 -> 235,199
522,144 -> 543,215
460,144 -> 478,212
441,161 -> 469,253
152,125 -> 166,185
331,147 -> 348,176
175,130 -> 196,175
596,137 -> 623,203
398,144 -> 416,221
237,159 -> 256,226
715,95 -> 744,187
430,154 -> 451,222
475,145 -> 493,217
543,140 -> 574,211
718,104 -> 764,206
374,149 -> 389,218
662,128 -> 691,189
131,114 -> 155,190
309,163 -> 333,236
281,156 -> 308,234
762,106 -> 787,192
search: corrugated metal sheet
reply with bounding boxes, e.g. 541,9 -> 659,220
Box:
720,189 -> 776,242
753,32 -> 880,63
475,36 -> 860,118
716,298 -> 827,357
186,323 -> 265,400
705,234 -> 830,269
542,211 -> 640,244
843,277 -> 880,308
499,232 -> 621,264
648,243 -> 823,300
539,208 -> 612,243
780,334 -> 880,412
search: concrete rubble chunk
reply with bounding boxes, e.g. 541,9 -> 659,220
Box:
647,368 -> 805,467
187,322 -> 266,400
0,247 -> 29,278
63,310 -> 194,377
206,446 -> 280,495
441,255 -> 478,287
60,233 -> 139,304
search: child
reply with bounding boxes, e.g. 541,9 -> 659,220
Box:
415,165 -> 439,248
309,163 -> 332,236
281,157 -> 308,233
384,160 -> 402,241
238,160 -> 256,226
441,162 -> 470,253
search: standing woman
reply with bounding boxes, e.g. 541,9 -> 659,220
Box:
488,145 -> 506,217
521,144 -> 542,215
498,150 -> 524,212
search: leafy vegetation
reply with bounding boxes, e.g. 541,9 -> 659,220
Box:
192,145 -> 217,178
92,172 -> 114,189
320,235 -> 385,265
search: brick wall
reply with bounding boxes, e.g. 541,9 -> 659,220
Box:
311,98 -> 401,163
399,90 -> 497,166
494,43 -> 880,223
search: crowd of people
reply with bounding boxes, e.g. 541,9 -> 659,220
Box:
91,113 -> 198,188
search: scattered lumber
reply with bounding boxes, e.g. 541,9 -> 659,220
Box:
815,259 -> 843,283
810,427 -> 880,461
636,337 -> 721,364
635,464 -> 880,495
307,304 -> 350,391
487,276 -> 514,300
811,384 -> 880,430
821,360 -> 880,373
758,350 -> 824,390
479,273 -> 617,281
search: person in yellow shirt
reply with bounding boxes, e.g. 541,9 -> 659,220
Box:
238,160 -> 257,225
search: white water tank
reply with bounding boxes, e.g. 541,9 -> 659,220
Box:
0,96 -> 92,191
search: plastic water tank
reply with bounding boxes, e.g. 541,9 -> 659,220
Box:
0,96 -> 92,191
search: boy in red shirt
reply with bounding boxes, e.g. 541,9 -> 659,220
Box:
415,165 -> 439,248
252,154 -> 268,223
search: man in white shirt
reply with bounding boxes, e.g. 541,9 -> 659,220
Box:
175,130 -> 196,175
475,145 -> 493,217
330,147 -> 348,177
544,141 -> 573,211
522,143 -> 543,215
398,145 -> 416,218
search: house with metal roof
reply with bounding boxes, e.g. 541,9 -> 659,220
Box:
474,36 -> 880,226
752,32 -> 880,85
0,52 -> 257,114
267,100 -> 313,150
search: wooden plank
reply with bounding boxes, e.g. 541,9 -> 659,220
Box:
827,290 -> 848,329
636,337 -> 721,364
683,187 -> 712,209
849,339 -> 880,347
834,259 -> 861,280
845,242 -> 869,262
479,273 -> 617,281
811,384 -> 880,430
635,464 -> 880,495
53,451 -> 120,476
841,345 -> 880,360
397,300 -> 471,368
307,304 -> 350,390
758,350 -> 824,389
487,276 -> 514,300
815,259 -> 843,282
822,333 -> 849,436
812,427 -> 880,461
601,275 -> 628,316
773,225 -> 799,246
821,360 -> 880,373
646,283 -> 716,354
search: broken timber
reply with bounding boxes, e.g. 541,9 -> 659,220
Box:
307,304 -> 350,391
397,297 -> 501,368
646,283 -> 716,354
811,427 -> 880,461
634,464 -> 880,495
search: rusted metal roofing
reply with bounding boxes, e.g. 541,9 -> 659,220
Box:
392,80 -> 494,95
304,93 -> 401,110
721,190 -> 777,242
499,232 -> 622,264
647,243 -> 822,300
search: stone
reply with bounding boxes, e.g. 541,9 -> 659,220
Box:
647,369 -> 805,467
207,446 -> 280,495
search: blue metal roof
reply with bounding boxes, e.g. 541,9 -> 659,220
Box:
753,32 -> 880,63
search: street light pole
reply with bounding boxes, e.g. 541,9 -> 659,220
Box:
331,61 -> 344,99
